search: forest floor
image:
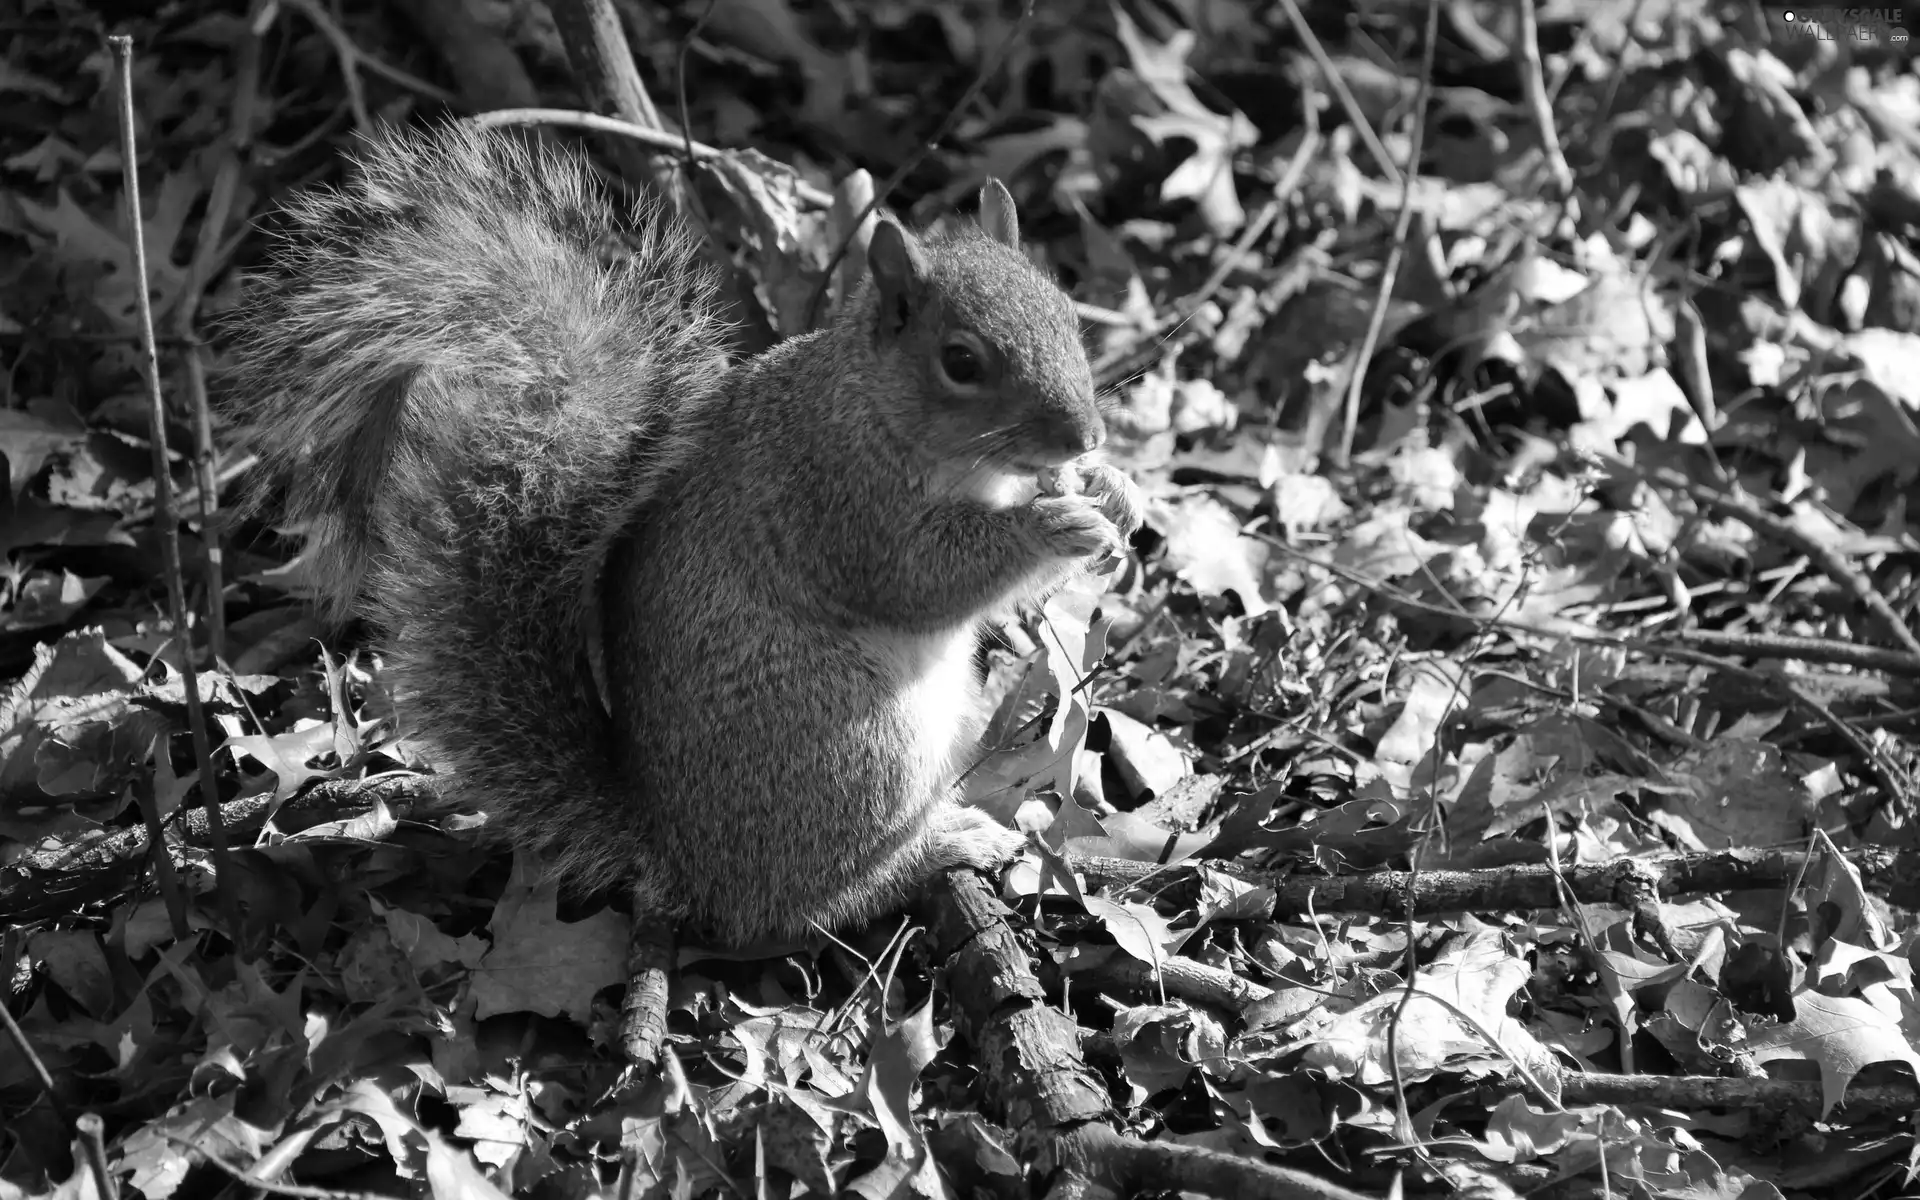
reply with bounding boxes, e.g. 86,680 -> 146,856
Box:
5,1 -> 1920,1198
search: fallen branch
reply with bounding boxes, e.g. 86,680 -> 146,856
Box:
618,909 -> 675,1071
1552,1070 -> 1920,1117
1073,953 -> 1272,1016
0,777 -> 430,924
924,869 -> 1379,1200
1069,845 -> 1920,916
1666,629 -> 1920,677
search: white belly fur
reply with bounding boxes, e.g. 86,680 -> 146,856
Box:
851,624 -> 984,793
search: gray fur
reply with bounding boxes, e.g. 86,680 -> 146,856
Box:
224,124 -> 1142,946
978,178 -> 1019,249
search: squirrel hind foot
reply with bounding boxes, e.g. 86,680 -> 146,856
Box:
924,804 -> 1027,872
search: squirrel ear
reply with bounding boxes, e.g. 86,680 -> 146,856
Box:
867,219 -> 929,338
978,178 -> 1019,249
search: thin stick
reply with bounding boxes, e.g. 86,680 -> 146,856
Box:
1619,456 -> 1920,659
109,34 -> 245,959
1668,629 -> 1920,677
470,107 -> 821,195
803,0 -> 1038,331
1262,535 -> 1914,806
172,352 -> 225,662
0,955 -> 65,1126
1335,0 -> 1439,466
166,0 -> 263,664
1515,0 -> 1575,199
77,1114 -> 118,1200
160,1135 -> 399,1200
1274,0 -> 1401,186
280,0 -> 457,129
1163,128 -> 1322,337
675,0 -> 723,182
133,767 -> 191,941
472,103 -> 1122,337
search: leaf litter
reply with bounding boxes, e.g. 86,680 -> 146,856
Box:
5,0 -> 1920,1198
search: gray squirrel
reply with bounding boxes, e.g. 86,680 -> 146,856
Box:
225,123 -> 1143,945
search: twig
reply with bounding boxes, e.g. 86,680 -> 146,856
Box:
926,870 -> 1376,1200
618,909 -> 676,1071
11,776 -> 424,870
389,0 -> 540,111
469,108 -> 826,201
1514,0 -> 1574,199
0,778 -> 430,926
469,107 -> 1120,334
803,0 -> 1038,331
549,0 -> 660,128
1552,1070 -> 1920,1116
1605,694 -> 1709,751
132,768 -> 191,941
1262,536 -> 1915,805
1094,230 -> 1333,392
166,0 -> 265,665
172,352 -> 226,663
109,34 -> 245,958
1389,984 -> 1563,1113
1191,161 -> 1305,308
159,1134 -> 400,1200
77,1113 -> 117,1200
1074,300 -> 1136,327
0,858 -> 147,926
814,918 -> 918,1044
675,0 -> 723,181
1666,629 -> 1920,677
546,0 -> 678,195
1056,1125 -> 1376,1200
1383,862 -> 1424,1151
1078,953 -> 1272,1014
1335,0 -> 1439,466
1070,844 -> 1919,916
279,0 -> 457,131
1272,0 -> 1400,186
0,953 -> 67,1126
1134,126 -> 1322,345
0,331 -> 196,345
1620,457 -> 1920,659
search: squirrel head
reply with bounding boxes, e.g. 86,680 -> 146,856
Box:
843,181 -> 1102,485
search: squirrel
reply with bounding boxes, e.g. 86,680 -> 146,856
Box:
224,122 -> 1143,947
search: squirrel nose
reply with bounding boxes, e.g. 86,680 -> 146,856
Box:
1061,412 -> 1105,455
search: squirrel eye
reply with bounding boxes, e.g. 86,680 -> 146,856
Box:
939,339 -> 986,386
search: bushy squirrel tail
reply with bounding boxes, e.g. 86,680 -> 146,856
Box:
224,123 -> 730,863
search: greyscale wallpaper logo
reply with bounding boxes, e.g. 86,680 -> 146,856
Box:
1764,5 -> 1911,43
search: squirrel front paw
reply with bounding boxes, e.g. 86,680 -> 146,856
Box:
926,804 -> 1027,872
1078,464 -> 1144,541
1029,493 -> 1125,561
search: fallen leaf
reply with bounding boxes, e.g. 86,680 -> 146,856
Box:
473,853 -> 627,1024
